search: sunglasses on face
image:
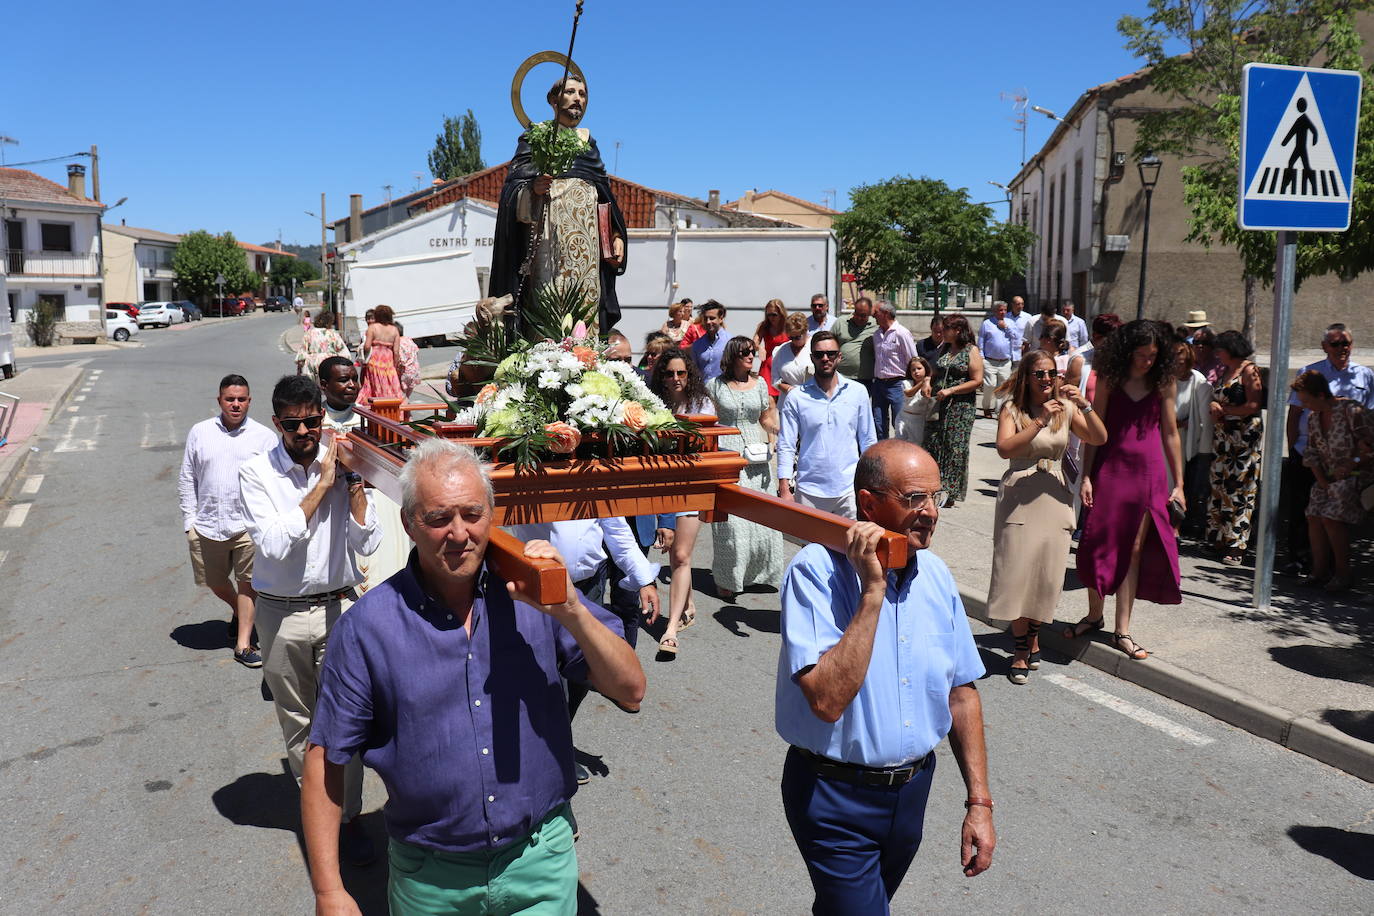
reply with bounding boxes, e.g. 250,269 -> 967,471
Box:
668,369 -> 689,378
1031,369 -> 1060,380
277,414 -> 324,431
812,350 -> 841,360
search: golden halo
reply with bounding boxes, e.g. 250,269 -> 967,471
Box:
510,51 -> 587,129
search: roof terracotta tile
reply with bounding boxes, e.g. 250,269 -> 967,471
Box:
0,167 -> 103,208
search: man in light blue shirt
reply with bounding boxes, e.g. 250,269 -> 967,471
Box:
807,293 -> 837,333
776,440 -> 994,913
777,330 -> 878,520
688,300 -> 730,382
1006,295 -> 1033,363
977,301 -> 1016,418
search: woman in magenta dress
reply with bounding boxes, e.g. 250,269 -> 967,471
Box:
358,304 -> 404,402
1067,320 -> 1184,660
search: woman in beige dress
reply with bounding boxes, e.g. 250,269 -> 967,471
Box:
986,350 -> 1107,684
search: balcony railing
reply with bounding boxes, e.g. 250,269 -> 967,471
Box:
2,248 -> 100,277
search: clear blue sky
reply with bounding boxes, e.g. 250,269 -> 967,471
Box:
6,0 -> 1157,245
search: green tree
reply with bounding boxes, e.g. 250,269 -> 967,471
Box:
172,230 -> 255,303
427,109 -> 485,181
833,176 -> 1036,311
269,255 -> 320,290
1119,0 -> 1374,339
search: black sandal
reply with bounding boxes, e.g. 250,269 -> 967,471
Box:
1063,615 -> 1104,640
1113,633 -> 1148,660
1008,632 -> 1031,685
1027,621 -> 1042,669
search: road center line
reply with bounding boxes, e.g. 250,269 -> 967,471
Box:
4,504 -> 32,528
1042,672 -> 1215,746
20,475 -> 43,496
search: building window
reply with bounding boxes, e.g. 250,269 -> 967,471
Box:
40,223 -> 74,252
1072,156 -> 1084,253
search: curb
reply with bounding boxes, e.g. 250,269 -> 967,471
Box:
958,585 -> 1374,784
0,368 -> 85,500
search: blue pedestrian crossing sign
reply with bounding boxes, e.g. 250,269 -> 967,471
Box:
1239,63 -> 1362,232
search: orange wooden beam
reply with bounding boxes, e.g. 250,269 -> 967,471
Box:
488,527 -> 568,607
712,483 -> 909,570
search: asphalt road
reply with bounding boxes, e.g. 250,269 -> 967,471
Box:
1,312 -> 1371,914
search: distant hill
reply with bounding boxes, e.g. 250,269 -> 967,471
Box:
270,242 -> 322,263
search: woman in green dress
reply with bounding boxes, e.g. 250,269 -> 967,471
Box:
707,336 -> 783,600
925,313 -> 985,506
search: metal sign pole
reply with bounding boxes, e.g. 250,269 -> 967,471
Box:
1252,229 -> 1296,609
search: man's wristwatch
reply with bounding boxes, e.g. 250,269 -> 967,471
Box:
344,471 -> 364,486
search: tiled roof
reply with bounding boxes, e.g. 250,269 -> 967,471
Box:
0,167 -> 103,208
727,189 -> 840,215
237,241 -> 296,257
413,163 -> 660,228
104,224 -> 182,244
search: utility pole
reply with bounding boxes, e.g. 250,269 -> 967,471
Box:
319,192 -> 327,308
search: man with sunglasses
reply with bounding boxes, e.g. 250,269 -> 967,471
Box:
778,330 -> 877,519
239,374 -> 383,866
1281,324 -> 1374,574
776,440 -> 994,913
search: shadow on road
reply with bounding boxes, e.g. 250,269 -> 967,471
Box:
713,606 -> 780,637
170,619 -> 231,651
1286,825 -> 1374,879
211,763 -> 390,913
1320,708 -> 1374,743
577,882 -> 603,915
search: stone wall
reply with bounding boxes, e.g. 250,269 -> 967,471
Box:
53,321 -> 104,345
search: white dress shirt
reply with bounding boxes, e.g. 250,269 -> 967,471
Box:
178,415 -> 278,540
1064,314 -> 1090,350
239,443 -> 381,596
506,517 -> 659,590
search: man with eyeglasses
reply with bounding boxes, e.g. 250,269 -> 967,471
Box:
777,330 -> 877,519
1280,323 -> 1374,574
239,374 -> 383,867
807,294 -> 836,333
178,373 -> 278,667
776,440 -> 994,913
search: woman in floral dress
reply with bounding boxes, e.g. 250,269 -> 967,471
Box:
924,313 -> 985,506
707,336 -> 783,600
294,310 -> 350,382
1205,330 -> 1264,565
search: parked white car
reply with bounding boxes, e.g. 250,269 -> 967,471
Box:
136,301 -> 184,328
105,310 -> 141,342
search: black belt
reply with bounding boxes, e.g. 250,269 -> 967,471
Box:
258,588 -> 355,605
794,746 -> 933,788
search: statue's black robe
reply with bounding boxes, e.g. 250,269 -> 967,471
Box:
489,134 -> 628,332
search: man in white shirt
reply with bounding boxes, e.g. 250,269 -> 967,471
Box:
807,294 -> 836,334
292,294 -> 305,315
1006,296 -> 1034,366
178,374 -> 278,667
319,356 -> 361,431
239,374 -> 382,866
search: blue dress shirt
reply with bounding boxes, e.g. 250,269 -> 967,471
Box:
977,318 -> 1015,361
310,552 -> 625,853
777,374 -> 877,497
776,544 -> 984,767
690,331 -> 730,382
1287,358 -> 1374,454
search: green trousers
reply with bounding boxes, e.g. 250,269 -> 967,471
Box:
387,805 -> 578,915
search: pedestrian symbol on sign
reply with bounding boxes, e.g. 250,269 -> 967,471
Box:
1243,74 -> 1349,204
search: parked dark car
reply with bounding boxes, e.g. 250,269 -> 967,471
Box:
238,296 -> 258,313
263,296 -> 290,312
174,300 -> 202,321
207,298 -> 245,317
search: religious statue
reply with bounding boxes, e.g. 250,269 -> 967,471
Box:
490,72 -> 628,334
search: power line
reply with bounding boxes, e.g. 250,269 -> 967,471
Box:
0,151 -> 91,169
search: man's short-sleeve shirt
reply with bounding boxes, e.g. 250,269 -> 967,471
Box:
776,544 -> 984,767
309,552 -> 625,853
1287,358 -> 1374,454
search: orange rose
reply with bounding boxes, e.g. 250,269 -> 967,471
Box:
621,401 -> 648,431
544,421 -> 582,454
572,346 -> 598,369
476,383 -> 499,405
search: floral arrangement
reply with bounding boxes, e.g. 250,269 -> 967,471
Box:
526,119 -> 590,176
449,331 -> 702,468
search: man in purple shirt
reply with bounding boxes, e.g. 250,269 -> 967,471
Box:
870,300 -> 918,439
689,300 -> 730,382
302,439 -> 646,915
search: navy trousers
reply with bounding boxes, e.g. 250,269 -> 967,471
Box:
780,746 -> 936,916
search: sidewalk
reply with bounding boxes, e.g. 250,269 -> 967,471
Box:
938,416 -> 1374,782
0,364 -> 86,498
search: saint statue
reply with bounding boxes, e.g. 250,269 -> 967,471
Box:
490,75 -> 628,334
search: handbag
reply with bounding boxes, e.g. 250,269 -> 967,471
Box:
742,442 -> 770,464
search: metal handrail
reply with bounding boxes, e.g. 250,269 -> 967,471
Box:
0,390 -> 19,447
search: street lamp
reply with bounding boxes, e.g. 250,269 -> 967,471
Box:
987,180 -> 1012,221
1135,151 -> 1163,320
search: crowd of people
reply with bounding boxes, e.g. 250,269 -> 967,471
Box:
173,292 -> 1372,914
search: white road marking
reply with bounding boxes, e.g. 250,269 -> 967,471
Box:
20,475 -> 43,496
66,406 -> 80,413
80,387 -> 93,393
54,415 -> 102,452
4,504 -> 31,528
74,395 -> 86,402
139,412 -> 178,449
0,550 -> 7,569
1043,673 -> 1215,746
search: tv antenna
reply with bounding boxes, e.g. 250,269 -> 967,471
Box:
1001,89 -> 1029,165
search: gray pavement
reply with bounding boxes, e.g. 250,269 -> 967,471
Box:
1,314 -> 1372,913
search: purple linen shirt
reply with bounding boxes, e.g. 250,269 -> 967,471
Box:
309,551 -> 624,853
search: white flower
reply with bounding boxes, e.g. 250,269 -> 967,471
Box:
537,370 -> 563,389
566,383 -> 585,399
